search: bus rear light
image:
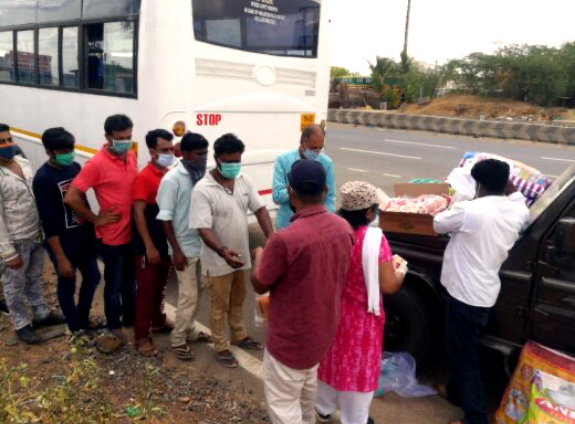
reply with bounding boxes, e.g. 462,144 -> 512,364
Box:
173,121 -> 186,137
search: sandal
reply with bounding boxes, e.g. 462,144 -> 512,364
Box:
172,344 -> 194,361
235,336 -> 264,351
136,339 -> 159,358
195,331 -> 213,343
215,350 -> 239,368
87,316 -> 106,330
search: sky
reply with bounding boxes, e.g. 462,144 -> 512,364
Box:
330,0 -> 575,75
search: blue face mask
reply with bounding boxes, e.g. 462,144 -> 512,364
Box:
219,162 -> 241,179
0,145 -> 16,160
110,139 -> 132,154
157,154 -> 175,168
303,149 -> 321,161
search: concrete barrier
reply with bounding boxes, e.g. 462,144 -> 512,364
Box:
328,109 -> 575,145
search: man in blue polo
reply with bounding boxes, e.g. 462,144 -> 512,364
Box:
272,124 -> 336,230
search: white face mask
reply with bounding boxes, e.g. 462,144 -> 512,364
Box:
157,154 -> 175,168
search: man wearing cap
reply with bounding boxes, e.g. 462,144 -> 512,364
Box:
252,159 -> 354,424
272,124 -> 336,230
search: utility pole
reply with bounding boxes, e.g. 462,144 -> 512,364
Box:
403,0 -> 412,56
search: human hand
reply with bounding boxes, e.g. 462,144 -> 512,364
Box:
173,249 -> 187,271
58,257 -> 75,279
95,205 -> 121,227
5,255 -> 23,270
222,249 -> 245,268
146,244 -> 161,265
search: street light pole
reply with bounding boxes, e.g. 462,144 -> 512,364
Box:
403,0 -> 412,57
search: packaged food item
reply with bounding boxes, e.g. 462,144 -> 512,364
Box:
520,370 -> 575,424
383,194 -> 451,217
496,342 -> 575,424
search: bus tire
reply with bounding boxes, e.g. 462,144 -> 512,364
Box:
383,283 -> 434,363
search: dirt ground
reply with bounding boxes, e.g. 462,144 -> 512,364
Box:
400,94 -> 573,122
0,261 -> 268,423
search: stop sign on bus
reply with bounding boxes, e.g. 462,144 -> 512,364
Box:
197,113 -> 222,126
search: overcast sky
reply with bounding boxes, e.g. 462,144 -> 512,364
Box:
330,0 -> 575,75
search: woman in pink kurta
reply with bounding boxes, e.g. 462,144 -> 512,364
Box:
316,182 -> 406,424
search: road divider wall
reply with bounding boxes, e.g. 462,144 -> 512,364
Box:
328,109 -> 575,145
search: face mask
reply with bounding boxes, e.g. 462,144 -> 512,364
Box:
0,145 -> 16,160
110,139 -> 132,154
303,149 -> 321,161
183,156 -> 208,172
54,151 -> 75,167
219,162 -> 241,179
157,154 -> 175,168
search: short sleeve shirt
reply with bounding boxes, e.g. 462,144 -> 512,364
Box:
71,146 -> 137,246
255,206 -> 355,370
189,171 -> 265,277
131,163 -> 168,257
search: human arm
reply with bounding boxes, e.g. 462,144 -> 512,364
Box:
272,156 -> 289,205
254,207 -> 274,239
198,228 -> 244,268
251,234 -> 287,295
0,189 -> 20,268
65,186 -> 120,227
324,158 -> 337,213
160,222 -> 187,270
378,261 -> 405,295
46,236 -> 75,278
433,204 -> 466,235
156,177 -> 187,270
133,200 -> 160,264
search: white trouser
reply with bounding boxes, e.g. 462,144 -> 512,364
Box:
316,380 -> 374,424
263,350 -> 319,424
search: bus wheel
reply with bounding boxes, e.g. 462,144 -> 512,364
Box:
383,284 -> 434,363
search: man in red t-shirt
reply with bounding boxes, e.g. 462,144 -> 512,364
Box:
131,129 -> 175,357
251,160 -> 354,424
65,115 -> 138,353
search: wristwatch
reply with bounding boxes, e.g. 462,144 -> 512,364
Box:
217,246 -> 228,257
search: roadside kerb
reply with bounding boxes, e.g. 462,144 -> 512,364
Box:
327,109 -> 575,145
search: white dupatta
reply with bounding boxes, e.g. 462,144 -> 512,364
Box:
362,227 -> 383,316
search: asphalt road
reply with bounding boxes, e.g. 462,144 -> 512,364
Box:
164,124 -> 575,423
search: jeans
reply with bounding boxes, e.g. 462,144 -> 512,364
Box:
46,245 -> 100,333
207,270 -> 248,352
3,240 -> 50,330
446,294 -> 491,424
134,255 -> 171,342
171,257 -> 205,347
99,242 -> 136,330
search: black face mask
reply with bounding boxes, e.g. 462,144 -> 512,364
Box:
182,156 -> 208,185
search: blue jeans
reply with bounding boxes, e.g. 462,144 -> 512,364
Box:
3,240 -> 50,330
446,295 -> 491,424
46,245 -> 100,333
99,242 -> 136,330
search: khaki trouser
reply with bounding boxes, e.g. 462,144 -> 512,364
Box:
263,350 -> 319,424
170,257 -> 205,348
207,270 -> 248,352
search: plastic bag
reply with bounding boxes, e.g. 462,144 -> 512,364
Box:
254,292 -> 269,327
520,370 -> 575,424
496,342 -> 575,424
375,352 -> 437,398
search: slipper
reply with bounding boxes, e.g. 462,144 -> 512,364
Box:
215,350 -> 239,368
172,344 -> 194,361
87,316 -> 106,330
195,332 -> 213,343
235,336 -> 263,351
136,339 -> 159,358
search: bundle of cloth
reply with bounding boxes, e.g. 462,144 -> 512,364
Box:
380,193 -> 451,216
448,152 -> 552,206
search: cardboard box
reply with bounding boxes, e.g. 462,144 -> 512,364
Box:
379,183 -> 450,237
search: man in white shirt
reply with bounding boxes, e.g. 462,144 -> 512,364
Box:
433,159 -> 530,424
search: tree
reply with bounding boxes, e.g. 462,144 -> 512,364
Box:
366,56 -> 397,97
330,66 -> 351,79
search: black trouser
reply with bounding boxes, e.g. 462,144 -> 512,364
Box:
445,294 -> 491,424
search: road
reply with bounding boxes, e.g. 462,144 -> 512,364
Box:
164,124 -> 575,423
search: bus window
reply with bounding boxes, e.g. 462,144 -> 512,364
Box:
192,0 -> 321,58
39,28 -> 59,86
37,0 -> 82,24
62,27 -> 79,88
16,31 -> 36,85
83,0 -> 141,19
0,32 -> 14,83
86,22 -> 135,95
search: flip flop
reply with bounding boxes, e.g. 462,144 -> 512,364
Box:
195,332 -> 213,343
172,344 -> 194,361
215,350 -> 239,368
136,339 -> 159,358
235,336 -> 263,351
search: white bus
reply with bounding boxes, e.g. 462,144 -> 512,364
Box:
0,0 -> 330,212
